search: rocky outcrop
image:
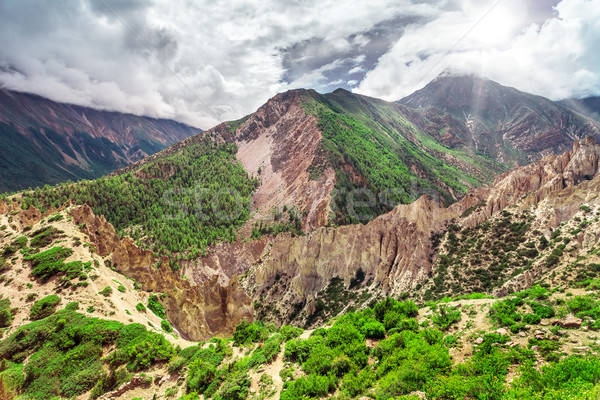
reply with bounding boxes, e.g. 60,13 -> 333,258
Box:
230,90 -> 336,232
70,205 -> 252,341
195,137 -> 600,325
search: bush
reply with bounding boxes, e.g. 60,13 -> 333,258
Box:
117,284 -> 126,293
529,302 -> 555,318
65,301 -> 79,311
431,305 -> 462,331
489,298 -> 523,327
30,295 -> 60,320
136,302 -> 147,312
25,246 -> 77,282
361,320 -> 386,339
147,295 -> 166,319
0,297 -> 13,327
161,319 -> 173,333
99,286 -> 112,297
523,313 -> 541,325
232,321 -> 273,346
281,373 -> 335,399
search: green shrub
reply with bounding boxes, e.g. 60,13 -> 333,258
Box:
529,302 -> 555,318
431,305 -> 462,331
523,313 -> 541,325
47,213 -> 64,222
0,296 -> 13,327
65,301 -> 79,311
98,286 -> 112,297
30,295 -> 60,320
361,320 -> 386,338
147,295 -> 166,319
136,302 -> 147,312
233,320 -> 273,346
30,226 -> 61,248
281,373 -> 335,399
25,246 -> 76,282
117,284 -> 126,293
489,297 -> 523,327
161,319 -> 173,333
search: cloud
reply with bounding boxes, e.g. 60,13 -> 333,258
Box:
356,0 -> 599,101
1,0 -> 595,130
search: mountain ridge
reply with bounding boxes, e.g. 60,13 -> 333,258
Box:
0,89 -> 199,192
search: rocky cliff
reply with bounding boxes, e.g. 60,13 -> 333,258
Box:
187,137 -> 600,327
69,205 -> 253,341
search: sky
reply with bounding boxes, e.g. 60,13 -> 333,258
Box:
0,0 -> 598,129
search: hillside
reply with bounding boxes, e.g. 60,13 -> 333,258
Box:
0,89 -> 198,193
561,96 -> 600,122
3,94 -> 600,398
399,75 -> 600,165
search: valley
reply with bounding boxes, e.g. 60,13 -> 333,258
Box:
2,76 -> 600,399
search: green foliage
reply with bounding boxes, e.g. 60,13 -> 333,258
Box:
29,294 -> 60,320
161,319 -> 173,333
529,302 -> 556,319
488,297 -> 523,327
22,140 -> 259,256
361,320 -> 386,339
508,356 -> 600,398
117,284 -> 126,293
136,302 -> 147,312
65,301 -> 79,311
147,295 -> 165,319
431,305 -> 462,331
0,309 -> 173,399
47,213 -> 64,222
29,226 -> 62,248
25,246 -> 84,283
99,286 -> 113,297
0,296 -> 14,327
233,320 -> 275,346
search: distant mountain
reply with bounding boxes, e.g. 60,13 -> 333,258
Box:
399,75 -> 600,165
0,89 -> 199,192
560,96 -> 600,122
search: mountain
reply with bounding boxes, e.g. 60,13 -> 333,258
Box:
0,89 -> 199,192
399,75 -> 600,165
8,81 -> 600,339
3,80 -> 600,399
2,139 -> 600,400
119,87 -> 505,234
560,96 -> 600,122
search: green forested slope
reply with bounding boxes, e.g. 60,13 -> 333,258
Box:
303,89 -> 505,224
15,139 -> 259,258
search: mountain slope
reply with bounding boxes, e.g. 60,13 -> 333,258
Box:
560,96 -> 600,122
399,75 -> 600,165
0,89 -> 198,192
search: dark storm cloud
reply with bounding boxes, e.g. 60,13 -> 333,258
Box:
280,14 -> 427,92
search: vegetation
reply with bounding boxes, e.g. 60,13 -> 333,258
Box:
19,139 -> 259,258
0,308 -> 174,399
29,295 -> 61,320
0,296 -> 14,327
302,92 -> 503,224
25,246 -> 88,285
147,295 -> 166,319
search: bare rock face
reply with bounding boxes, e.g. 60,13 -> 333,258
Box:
552,314 -> 583,329
207,89 -> 336,232
70,205 -> 253,340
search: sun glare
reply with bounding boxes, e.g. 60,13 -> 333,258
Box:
469,1 -> 524,48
